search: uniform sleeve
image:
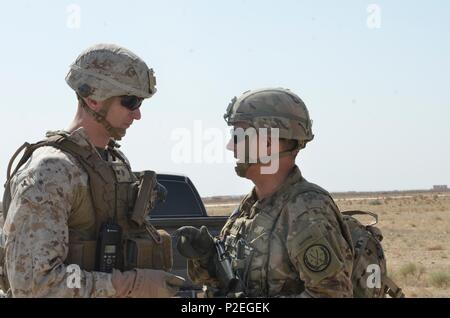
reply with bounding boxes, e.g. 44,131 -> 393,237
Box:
3,149 -> 116,298
286,199 -> 354,298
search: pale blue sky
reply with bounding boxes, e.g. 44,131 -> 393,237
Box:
0,0 -> 449,197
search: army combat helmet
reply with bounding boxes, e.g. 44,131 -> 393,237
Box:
224,88 -> 314,177
65,43 -> 157,140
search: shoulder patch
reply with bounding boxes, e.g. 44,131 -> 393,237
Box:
303,244 -> 331,272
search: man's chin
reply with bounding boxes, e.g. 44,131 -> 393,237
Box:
112,128 -> 127,141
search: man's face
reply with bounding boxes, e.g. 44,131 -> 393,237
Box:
226,122 -> 256,161
227,122 -> 284,178
226,122 -> 280,160
103,96 -> 142,134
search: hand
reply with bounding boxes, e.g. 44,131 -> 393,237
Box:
175,226 -> 215,260
112,269 -> 185,298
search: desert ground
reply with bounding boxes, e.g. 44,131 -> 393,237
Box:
204,190 -> 450,298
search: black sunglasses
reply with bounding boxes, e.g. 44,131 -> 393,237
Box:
120,95 -> 143,111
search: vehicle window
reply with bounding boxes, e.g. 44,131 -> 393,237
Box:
150,180 -> 203,218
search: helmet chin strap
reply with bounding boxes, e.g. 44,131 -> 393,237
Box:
234,148 -> 299,178
81,100 -> 126,141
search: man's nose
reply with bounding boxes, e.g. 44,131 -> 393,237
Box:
132,108 -> 141,120
226,138 -> 234,152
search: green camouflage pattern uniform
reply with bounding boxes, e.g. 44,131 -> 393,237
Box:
188,166 -> 354,297
3,128 -> 117,297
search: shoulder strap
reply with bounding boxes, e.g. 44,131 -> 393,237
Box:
6,142 -> 29,181
5,134 -> 81,184
3,134 -> 116,227
3,139 -> 58,219
6,140 -> 51,183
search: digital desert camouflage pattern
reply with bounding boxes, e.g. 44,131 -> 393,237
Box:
65,43 -> 156,101
2,128 -> 117,297
224,88 -> 314,146
188,166 -> 354,297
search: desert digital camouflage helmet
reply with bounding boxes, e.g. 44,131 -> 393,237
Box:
65,43 -> 157,140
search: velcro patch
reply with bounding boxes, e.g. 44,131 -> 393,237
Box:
303,244 -> 331,272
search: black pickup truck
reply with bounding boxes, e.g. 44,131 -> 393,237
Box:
151,174 -> 231,279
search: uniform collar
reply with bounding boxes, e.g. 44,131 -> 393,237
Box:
238,188 -> 258,216
258,166 -> 302,203
239,166 -> 304,216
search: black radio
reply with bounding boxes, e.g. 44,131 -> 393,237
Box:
96,223 -> 122,273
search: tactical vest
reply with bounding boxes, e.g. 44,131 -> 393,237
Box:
223,180 -> 404,298
0,132 -> 172,294
223,180 -> 337,297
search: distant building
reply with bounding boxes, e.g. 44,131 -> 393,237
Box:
432,185 -> 448,191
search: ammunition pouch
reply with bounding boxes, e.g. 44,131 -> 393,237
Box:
66,241 -> 97,271
124,224 -> 173,272
65,226 -> 173,272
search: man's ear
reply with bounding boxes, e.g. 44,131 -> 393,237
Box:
83,97 -> 101,111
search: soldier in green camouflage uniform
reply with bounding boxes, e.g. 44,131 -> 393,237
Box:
0,44 -> 184,297
176,88 -> 354,297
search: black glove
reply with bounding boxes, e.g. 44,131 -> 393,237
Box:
175,226 -> 215,260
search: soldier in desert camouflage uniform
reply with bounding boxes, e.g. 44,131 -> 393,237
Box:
176,88 -> 354,297
0,44 -> 184,297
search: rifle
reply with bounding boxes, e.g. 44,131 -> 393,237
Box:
211,238 -> 245,297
